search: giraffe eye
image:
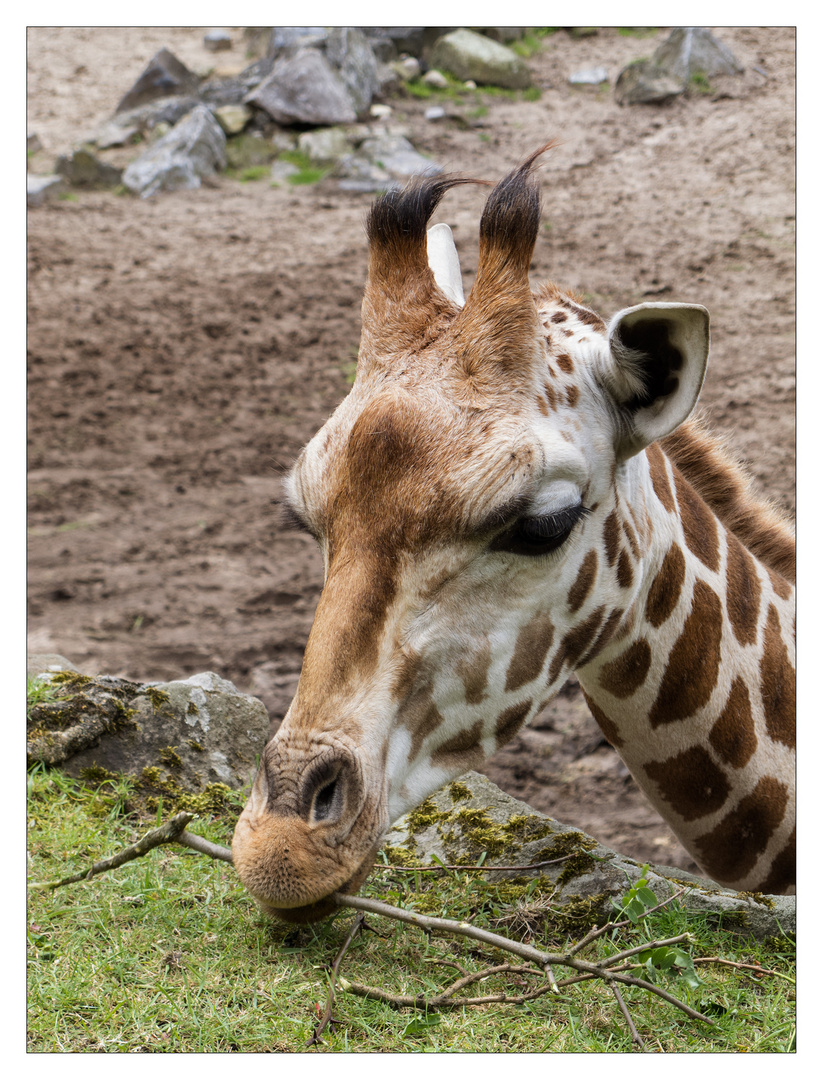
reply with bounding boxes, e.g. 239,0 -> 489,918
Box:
493,505 -> 590,557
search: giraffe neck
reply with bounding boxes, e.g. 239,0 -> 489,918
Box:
574,442 -> 795,894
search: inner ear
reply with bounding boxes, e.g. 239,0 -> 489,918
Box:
606,302 -> 710,460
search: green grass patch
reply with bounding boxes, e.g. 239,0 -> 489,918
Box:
27,771 -> 796,1052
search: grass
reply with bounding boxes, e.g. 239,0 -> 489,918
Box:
27,765 -> 795,1052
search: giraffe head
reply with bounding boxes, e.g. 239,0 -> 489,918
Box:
232,148 -> 710,922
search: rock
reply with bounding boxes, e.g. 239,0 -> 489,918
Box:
326,27 -> 380,117
116,48 -> 199,113
54,145 -> 122,188
362,27 -> 453,59
337,134 -> 441,192
122,104 -> 226,197
27,174 -> 67,206
28,654 -> 79,680
224,132 -> 278,169
422,69 -> 449,89
653,27 -> 743,82
270,159 -> 300,184
425,106 -> 446,121
479,28 -> 529,44
247,49 -> 357,126
614,60 -> 686,106
267,27 -> 328,57
392,56 -> 421,81
386,771 -> 795,940
91,96 -> 201,148
429,28 -> 532,90
214,104 -> 252,135
27,668 -> 269,796
369,103 -> 393,120
570,66 -> 609,85
203,29 -> 232,53
297,127 -> 354,164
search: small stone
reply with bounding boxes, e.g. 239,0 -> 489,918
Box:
424,106 -> 446,121
297,127 -> 354,164
614,60 -> 685,106
204,30 -> 232,53
429,27 -> 531,89
54,146 -> 123,188
569,66 -> 609,85
214,104 -> 252,135
116,48 -> 199,113
422,68 -> 449,89
370,103 -> 392,119
463,79 -> 477,90
27,174 -> 67,206
270,159 -> 300,183
392,56 -> 421,81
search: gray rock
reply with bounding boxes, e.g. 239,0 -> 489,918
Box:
653,27 -> 743,82
122,104 -> 226,197
116,48 -> 199,113
362,28 -> 453,59
214,104 -> 252,135
204,29 -> 232,53
26,174 -> 67,206
297,127 -> 354,164
27,654 -> 79,680
429,28 -> 532,90
422,69 -> 449,89
326,27 -> 380,117
570,66 -> 609,85
28,668 -> 268,794
386,771 -> 794,940
247,49 -> 357,126
392,56 -> 421,81
614,60 -> 686,106
267,27 -> 328,57
270,159 -> 300,184
55,146 -> 123,188
337,134 -> 442,191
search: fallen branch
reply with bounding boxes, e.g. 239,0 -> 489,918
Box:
307,912 -> 367,1047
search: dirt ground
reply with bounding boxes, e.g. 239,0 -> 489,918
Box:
27,28 -> 795,873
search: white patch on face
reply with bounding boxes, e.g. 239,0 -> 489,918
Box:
529,479 -> 584,517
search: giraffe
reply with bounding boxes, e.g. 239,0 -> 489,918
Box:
232,147 -> 795,923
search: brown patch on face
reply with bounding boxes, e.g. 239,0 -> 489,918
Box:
757,828 -> 795,894
400,681 -> 445,763
567,550 -> 598,614
603,511 -> 620,567
645,543 -> 686,628
495,701 -> 532,747
673,468 -> 720,572
561,297 -> 606,331
544,381 -> 558,410
622,517 -> 639,557
725,533 -> 762,647
598,639 -> 652,699
430,719 -> 484,770
556,352 -> 574,374
455,639 -> 492,704
581,690 -> 624,747
579,606 -> 625,667
616,548 -> 634,589
694,776 -> 789,883
550,310 -> 568,324
644,746 -> 731,822
768,567 -> 793,601
565,384 -> 579,407
649,580 -> 723,726
548,605 -> 606,684
709,677 -> 757,768
646,443 -> 675,513
505,610 -> 555,692
760,605 -> 796,748
538,396 -> 549,417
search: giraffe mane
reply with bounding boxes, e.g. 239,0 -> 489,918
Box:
660,413 -> 795,582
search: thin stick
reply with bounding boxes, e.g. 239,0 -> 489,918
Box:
176,830 -> 233,863
610,984 -> 646,1051
307,913 -> 367,1048
29,812 -> 196,889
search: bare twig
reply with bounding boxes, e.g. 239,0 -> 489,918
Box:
610,984 -> 646,1051
307,912 -> 367,1048
29,812 -> 197,889
334,893 -> 713,1026
176,830 -> 233,862
693,956 -> 795,984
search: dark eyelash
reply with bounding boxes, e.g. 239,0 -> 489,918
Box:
492,504 -> 591,557
280,502 -> 315,536
524,505 -> 591,538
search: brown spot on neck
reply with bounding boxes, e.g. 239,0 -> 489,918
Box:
709,677 -> 756,768
455,638 -> 493,704
495,701 -> 532,747
567,550 -> 598,614
725,532 -> 762,647
644,746 -> 731,822
695,776 -> 789,883
673,468 -> 720,572
644,542 -> 686,628
646,442 -> 675,513
760,605 -> 795,748
649,580 -> 723,726
505,611 -> 555,692
598,639 -> 652,699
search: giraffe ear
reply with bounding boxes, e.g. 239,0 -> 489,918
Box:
427,223 -> 465,307
605,302 -> 710,460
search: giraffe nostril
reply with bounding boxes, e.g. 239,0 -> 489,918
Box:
300,759 -> 347,826
312,775 -> 341,822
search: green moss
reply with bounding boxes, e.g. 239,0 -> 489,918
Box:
735,891 -> 777,910
186,701 -> 200,717
143,687 -> 170,710
49,671 -> 93,689
187,738 -> 204,751
134,766 -> 240,817
158,746 -> 183,771
381,844 -> 421,868
77,765 -> 120,784
447,781 -> 472,802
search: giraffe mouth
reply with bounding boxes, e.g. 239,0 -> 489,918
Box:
252,846 -> 380,924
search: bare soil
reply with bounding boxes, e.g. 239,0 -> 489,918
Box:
27,28 -> 795,873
